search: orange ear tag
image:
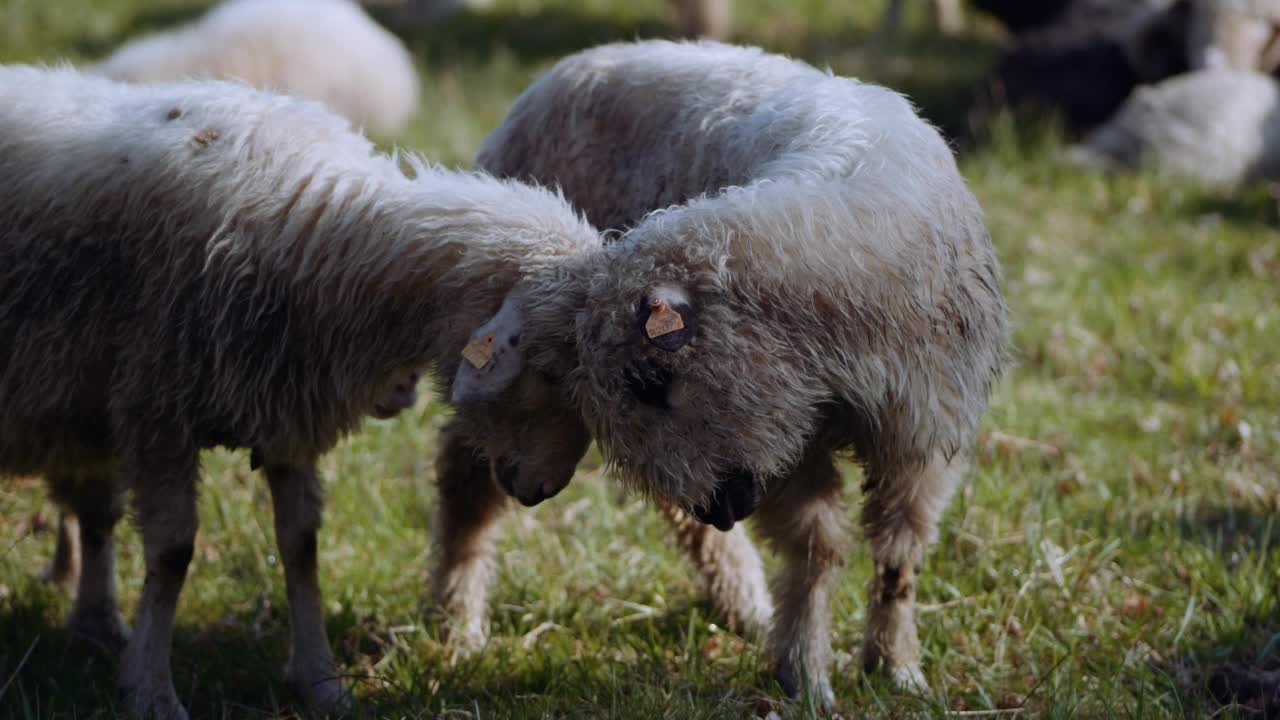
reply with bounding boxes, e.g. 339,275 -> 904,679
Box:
462,333 -> 497,369
645,299 -> 685,338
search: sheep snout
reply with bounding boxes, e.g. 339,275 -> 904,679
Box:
692,466 -> 758,531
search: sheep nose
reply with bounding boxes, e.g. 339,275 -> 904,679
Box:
692,466 -> 758,531
494,458 -> 518,497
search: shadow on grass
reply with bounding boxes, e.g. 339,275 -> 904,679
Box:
1186,186 -> 1280,232
1164,613 -> 1280,718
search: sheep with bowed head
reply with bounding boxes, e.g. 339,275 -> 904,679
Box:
453,40 -> 1008,708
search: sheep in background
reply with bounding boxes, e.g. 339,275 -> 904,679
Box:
881,0 -> 966,35
974,0 -> 1191,131
93,0 -> 420,135
452,40 -> 1008,708
1069,68 -> 1280,185
1187,0 -> 1280,72
0,65 -> 601,719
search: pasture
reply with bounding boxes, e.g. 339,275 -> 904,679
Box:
0,0 -> 1277,717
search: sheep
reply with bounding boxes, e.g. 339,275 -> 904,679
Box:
1069,68 -> 1280,185
451,40 -> 1009,708
92,0 -> 420,135
974,0 -> 1191,132
1186,0 -> 1280,72
428,50 -> 813,648
0,64 -> 603,719
881,0 -> 966,35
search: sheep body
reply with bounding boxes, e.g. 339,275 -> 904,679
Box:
1071,68 -> 1280,185
455,40 -> 1007,708
0,64 -> 597,719
93,0 -> 419,134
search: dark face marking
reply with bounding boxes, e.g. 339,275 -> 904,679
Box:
635,297 -> 696,352
625,361 -> 673,409
494,458 -> 518,498
373,372 -> 419,418
692,466 -> 759,531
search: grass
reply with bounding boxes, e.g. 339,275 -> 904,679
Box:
1,0 -> 1278,717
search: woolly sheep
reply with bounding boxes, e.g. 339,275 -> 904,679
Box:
92,0 -> 420,135
453,40 -> 1008,707
1069,68 -> 1280,185
0,64 -> 600,719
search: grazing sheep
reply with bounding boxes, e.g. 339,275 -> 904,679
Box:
429,53 -> 810,648
452,40 -> 1008,708
1069,68 -> 1280,185
92,0 -> 420,134
0,64 -> 599,719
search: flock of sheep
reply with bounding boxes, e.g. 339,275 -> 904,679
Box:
0,0 -> 1272,718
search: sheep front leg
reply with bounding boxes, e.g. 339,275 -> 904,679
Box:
860,451 -> 963,689
119,453 -> 199,720
655,497 -> 773,637
752,449 -> 850,709
48,474 -> 130,654
263,462 -> 347,714
42,510 -> 80,587
430,425 -> 508,652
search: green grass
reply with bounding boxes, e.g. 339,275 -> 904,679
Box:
2,1 -> 1279,717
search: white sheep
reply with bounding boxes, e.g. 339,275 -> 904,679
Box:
92,0 -> 420,135
0,64 -> 600,719
1070,68 -> 1280,185
1187,0 -> 1280,72
453,40 -> 1008,708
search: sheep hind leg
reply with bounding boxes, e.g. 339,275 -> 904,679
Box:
118,451 -> 199,720
859,451 -> 964,690
263,461 -> 347,715
47,474 -> 130,655
430,425 -> 508,653
655,497 -> 773,638
752,449 -> 850,710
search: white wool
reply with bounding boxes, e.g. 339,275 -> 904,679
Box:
1072,69 -> 1280,186
93,0 -> 420,134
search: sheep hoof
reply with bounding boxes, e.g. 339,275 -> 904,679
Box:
774,659 -> 836,710
120,678 -> 189,720
68,608 -> 131,656
888,663 -> 929,693
290,674 -> 349,718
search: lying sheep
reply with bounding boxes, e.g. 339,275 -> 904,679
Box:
1070,68 -> 1280,185
0,65 -> 600,719
92,0 -> 420,134
453,40 -> 1008,707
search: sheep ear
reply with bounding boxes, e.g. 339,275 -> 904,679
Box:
451,294 -> 526,405
637,285 -> 695,352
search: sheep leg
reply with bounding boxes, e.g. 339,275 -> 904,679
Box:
859,451 -> 963,689
42,510 -> 81,587
263,462 -> 347,714
752,449 -> 850,709
119,452 -> 198,720
430,425 -> 508,652
930,0 -> 964,35
46,474 -> 130,654
880,0 -> 905,35
654,497 -> 773,637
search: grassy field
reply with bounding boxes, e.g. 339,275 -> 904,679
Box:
1,0 -> 1279,717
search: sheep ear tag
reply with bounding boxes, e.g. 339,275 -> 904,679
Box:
462,333 -> 497,369
645,300 -> 685,338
